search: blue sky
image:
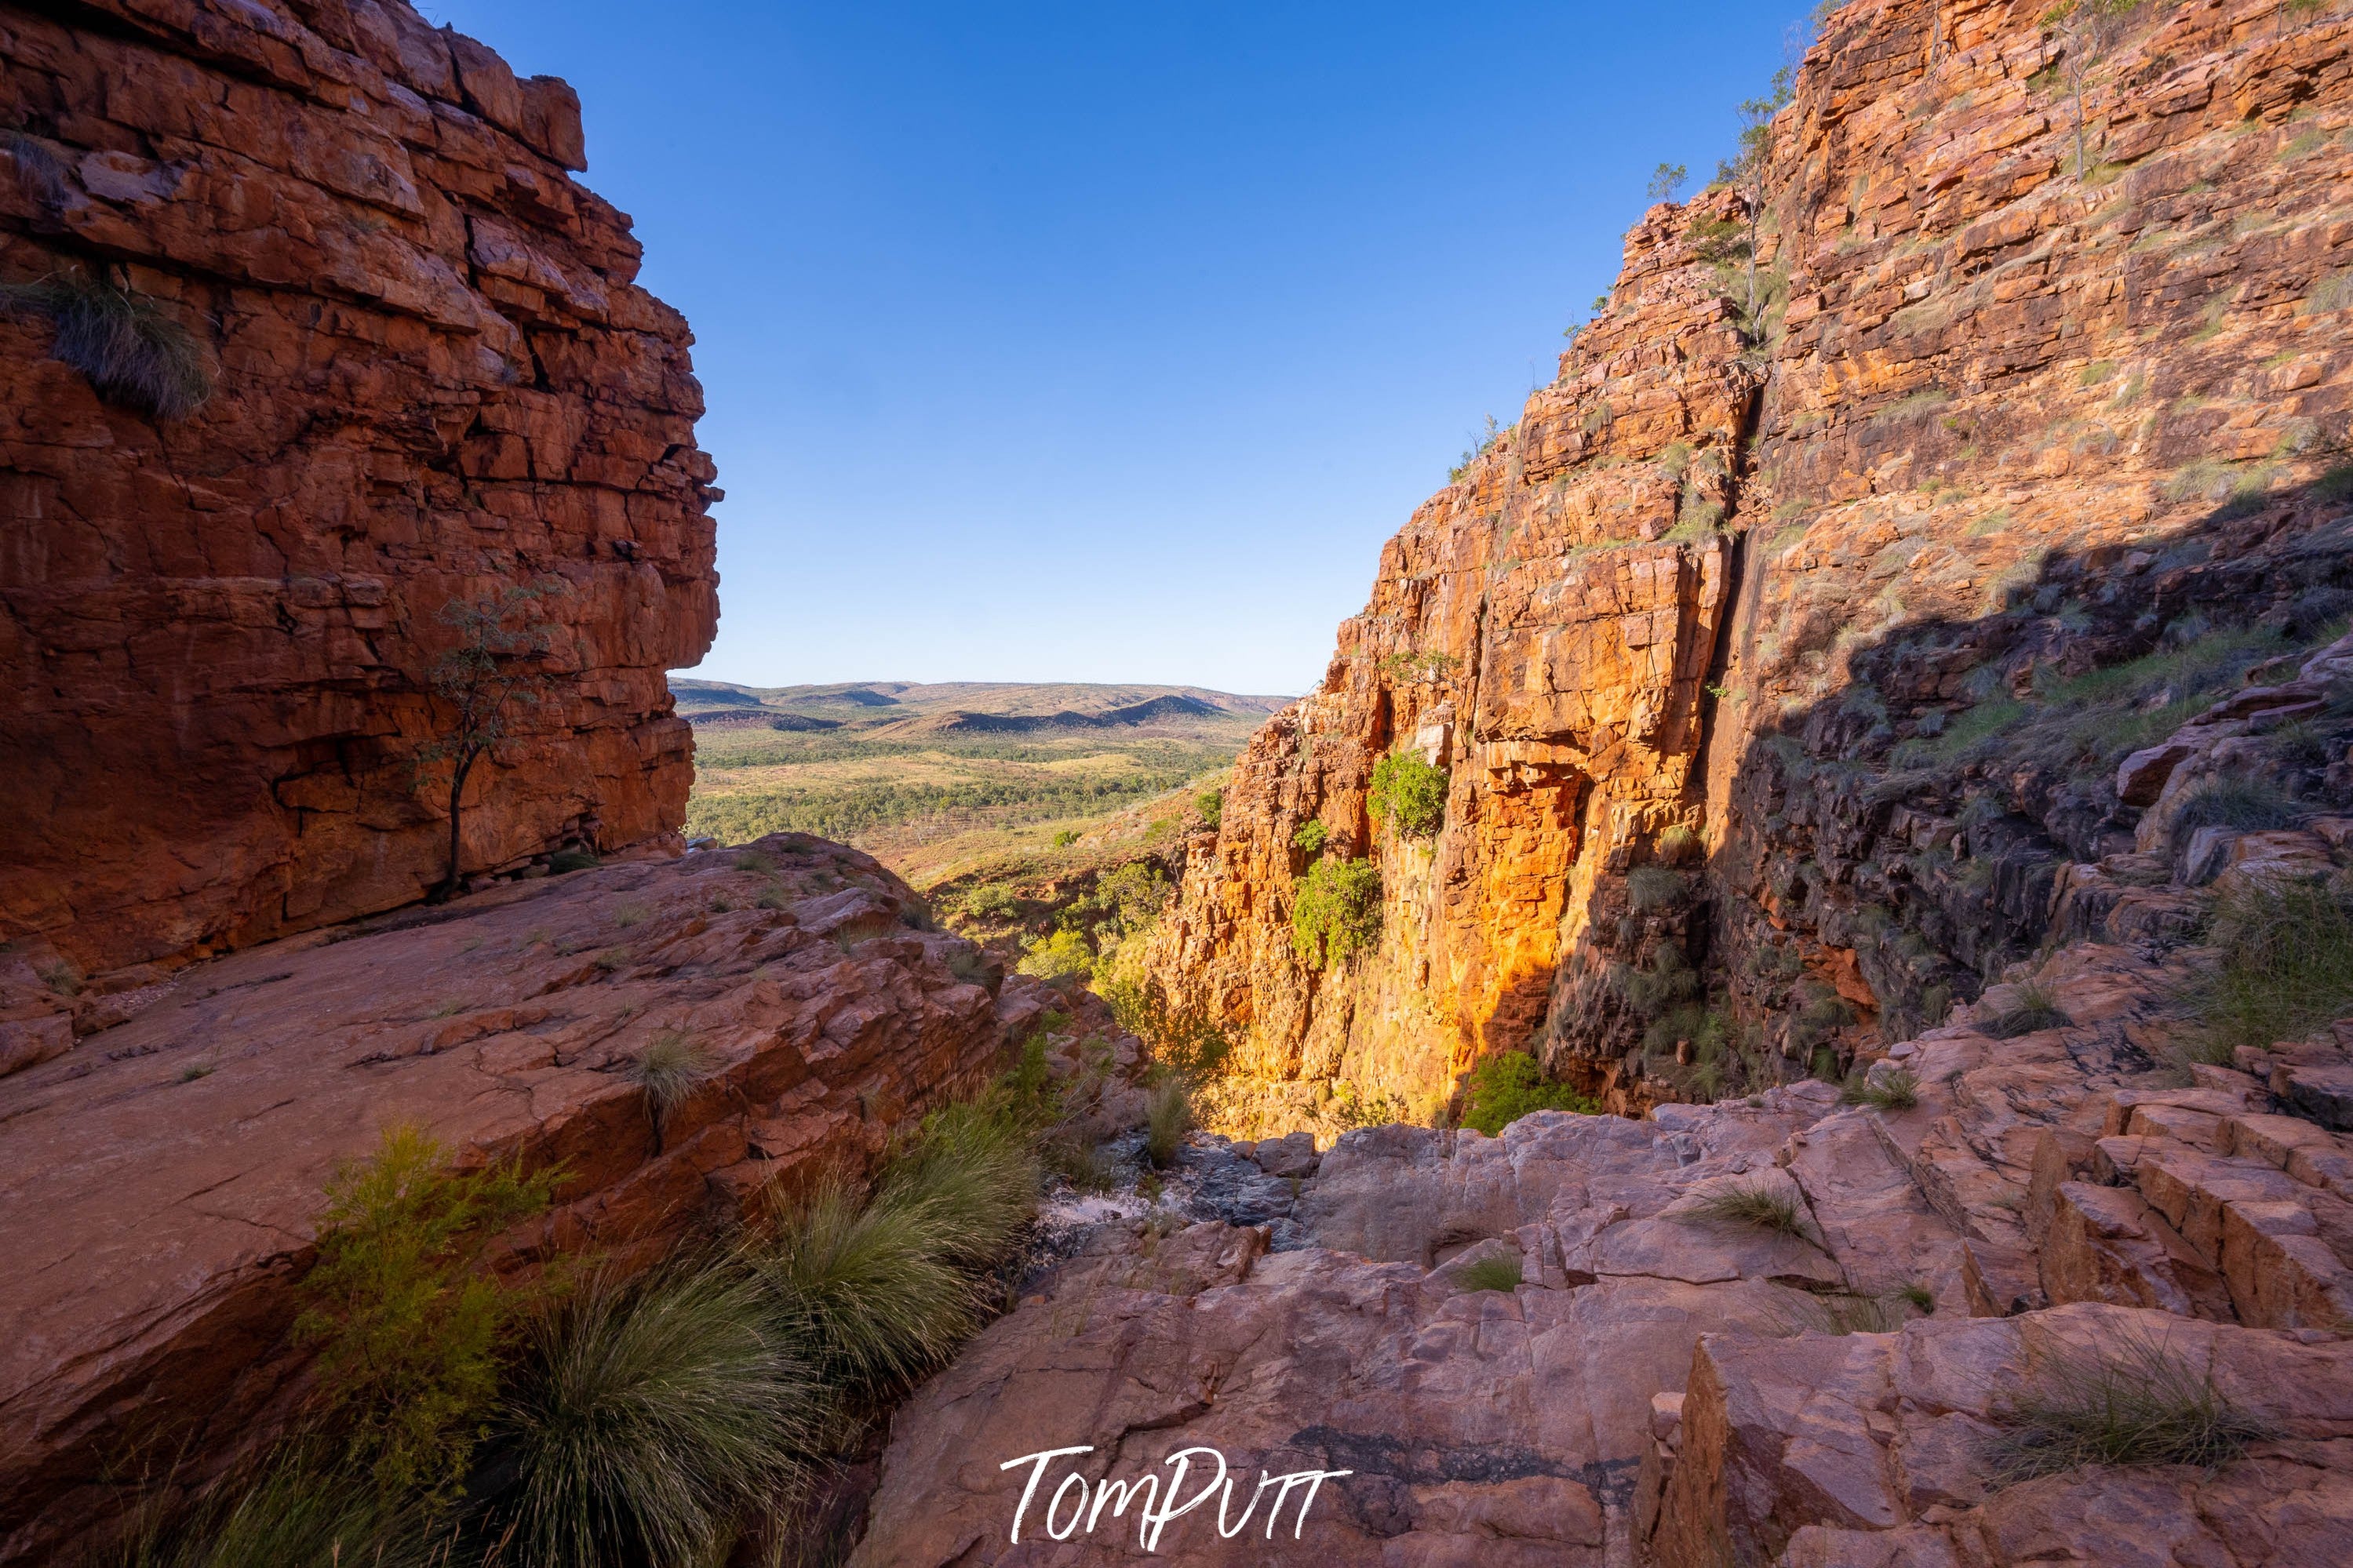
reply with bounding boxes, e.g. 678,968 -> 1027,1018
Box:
431,2 -> 1807,695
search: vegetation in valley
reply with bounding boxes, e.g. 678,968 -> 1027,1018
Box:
1458,1050 -> 1600,1135
687,727 -> 1242,851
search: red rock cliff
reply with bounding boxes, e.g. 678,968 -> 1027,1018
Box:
1,0 -> 719,978
1148,0 -> 2353,1127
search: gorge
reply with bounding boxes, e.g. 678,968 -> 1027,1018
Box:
6,0 -> 2353,1565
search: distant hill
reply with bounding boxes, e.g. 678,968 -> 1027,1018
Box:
669,678 -> 1291,731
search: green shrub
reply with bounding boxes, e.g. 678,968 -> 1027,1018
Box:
1626,866 -> 1688,912
1291,857 -> 1382,969
1,271 -> 214,420
2193,878 -> 2353,1060
1987,1333 -> 2276,1483
1145,1079 -> 1193,1168
2317,461 -> 2353,504
1368,750 -> 1448,838
1051,828 -> 1080,848
1014,927 -> 1093,981
293,1126 -> 561,1497
1291,817 -> 1329,857
1196,788 -> 1224,829
1454,1254 -> 1523,1293
501,1262 -> 819,1568
547,847 -> 599,875
2173,777 -> 2303,834
1459,1050 -> 1599,1135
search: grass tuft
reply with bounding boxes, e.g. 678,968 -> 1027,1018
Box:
1627,865 -> 1689,912
1987,981 -> 2071,1039
501,1261 -> 821,1568
78,1455 -> 428,1568
1986,1334 -> 2276,1482
1454,1254 -> 1523,1293
1,271 -> 213,420
1841,1066 -> 1919,1111
1686,1181 -> 1812,1240
627,1030 -> 716,1148
2173,777 -> 2303,834
2191,878 -> 2353,1060
1145,1079 -> 1193,1168
754,1173 -> 983,1392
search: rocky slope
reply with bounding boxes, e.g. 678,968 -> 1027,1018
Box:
854,905 -> 2353,1565
1142,0 -> 2353,1124
0,833 -> 1143,1562
0,0 -> 719,981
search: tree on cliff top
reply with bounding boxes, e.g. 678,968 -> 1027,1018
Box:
1707,65 -> 1794,327
417,582 -> 559,900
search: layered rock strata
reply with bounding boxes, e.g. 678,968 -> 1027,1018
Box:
0,835 -> 1120,1563
1146,0 -> 2353,1119
0,0 -> 719,978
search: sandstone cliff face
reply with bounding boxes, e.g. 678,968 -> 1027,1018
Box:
0,0 -> 719,980
1148,0 -> 2353,1120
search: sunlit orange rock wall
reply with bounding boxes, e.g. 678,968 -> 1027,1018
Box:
1145,195 -> 1759,1122
0,0 -> 719,977
1152,0 -> 2353,1118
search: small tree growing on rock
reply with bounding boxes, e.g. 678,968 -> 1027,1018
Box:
417,582 -> 559,900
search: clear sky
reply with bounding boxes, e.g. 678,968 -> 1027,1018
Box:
429,2 -> 1808,696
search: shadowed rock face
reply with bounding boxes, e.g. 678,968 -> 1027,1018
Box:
1145,0 -> 2353,1122
0,0 -> 719,978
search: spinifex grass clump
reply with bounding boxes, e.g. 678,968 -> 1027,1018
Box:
81,1453 -> 428,1568
1987,980 -> 2071,1039
1840,1066 -> 1919,1111
1686,1180 -> 1812,1241
627,1029 -> 716,1150
1986,1335 -> 2275,1482
2191,877 -> 2353,1062
502,1262 -> 820,1568
1145,1078 -> 1194,1168
1,270 -> 213,420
